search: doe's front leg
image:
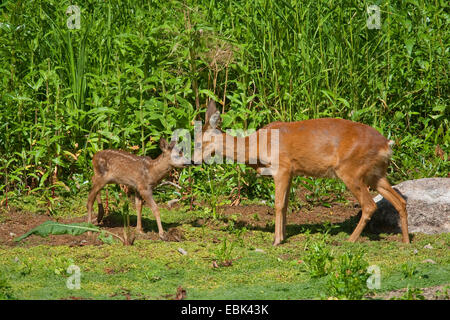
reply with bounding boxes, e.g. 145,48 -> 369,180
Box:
272,170 -> 292,246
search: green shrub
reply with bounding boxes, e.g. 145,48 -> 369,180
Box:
401,263 -> 419,279
0,273 -> 15,300
213,238 -> 236,267
326,250 -> 370,300
392,286 -> 426,300
0,0 -> 448,207
303,240 -> 334,278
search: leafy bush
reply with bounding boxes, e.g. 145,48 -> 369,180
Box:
401,263 -> 419,279
213,238 -> 236,267
0,273 -> 15,300
0,0 -> 448,208
326,250 -> 371,300
303,240 -> 334,278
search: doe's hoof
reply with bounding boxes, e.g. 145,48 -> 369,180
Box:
272,239 -> 283,246
96,214 -> 104,224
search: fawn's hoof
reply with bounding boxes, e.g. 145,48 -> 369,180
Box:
159,232 -> 167,241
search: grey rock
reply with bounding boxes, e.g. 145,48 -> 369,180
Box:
367,178 -> 450,235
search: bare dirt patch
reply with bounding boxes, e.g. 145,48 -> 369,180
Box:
0,207 -> 182,247
217,201 -> 359,229
368,284 -> 450,300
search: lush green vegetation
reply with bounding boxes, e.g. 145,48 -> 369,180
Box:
0,0 -> 448,300
0,0 -> 448,207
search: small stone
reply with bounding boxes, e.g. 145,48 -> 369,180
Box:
413,249 -> 418,254
167,199 -> 179,208
422,259 -> 436,264
254,248 -> 264,253
9,232 -> 16,237
177,248 -> 188,255
423,244 -> 433,250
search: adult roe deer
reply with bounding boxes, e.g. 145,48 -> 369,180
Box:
86,138 -> 187,239
197,100 -> 409,245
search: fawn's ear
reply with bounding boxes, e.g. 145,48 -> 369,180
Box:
159,138 -> 168,150
205,99 -> 221,129
168,140 -> 176,149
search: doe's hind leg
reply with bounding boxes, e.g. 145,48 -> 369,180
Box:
376,177 -> 409,243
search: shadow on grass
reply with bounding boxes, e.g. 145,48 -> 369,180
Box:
100,210 -> 181,233
198,210 -> 414,243
100,206 -> 414,243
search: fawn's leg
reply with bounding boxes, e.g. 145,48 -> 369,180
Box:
96,193 -> 105,223
273,169 -> 292,246
135,193 -> 144,234
376,177 -> 409,243
87,176 -> 107,224
138,187 -> 166,240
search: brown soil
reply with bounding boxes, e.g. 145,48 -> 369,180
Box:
367,284 -> 450,300
218,201 -> 358,229
0,207 -> 181,247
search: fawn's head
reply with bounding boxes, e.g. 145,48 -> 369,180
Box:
158,138 -> 189,168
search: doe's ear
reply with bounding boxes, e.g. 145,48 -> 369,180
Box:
205,99 -> 218,123
205,99 -> 221,128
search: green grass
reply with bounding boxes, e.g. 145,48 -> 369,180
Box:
1,202 -> 449,300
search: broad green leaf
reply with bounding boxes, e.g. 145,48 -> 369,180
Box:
405,38 -> 415,56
